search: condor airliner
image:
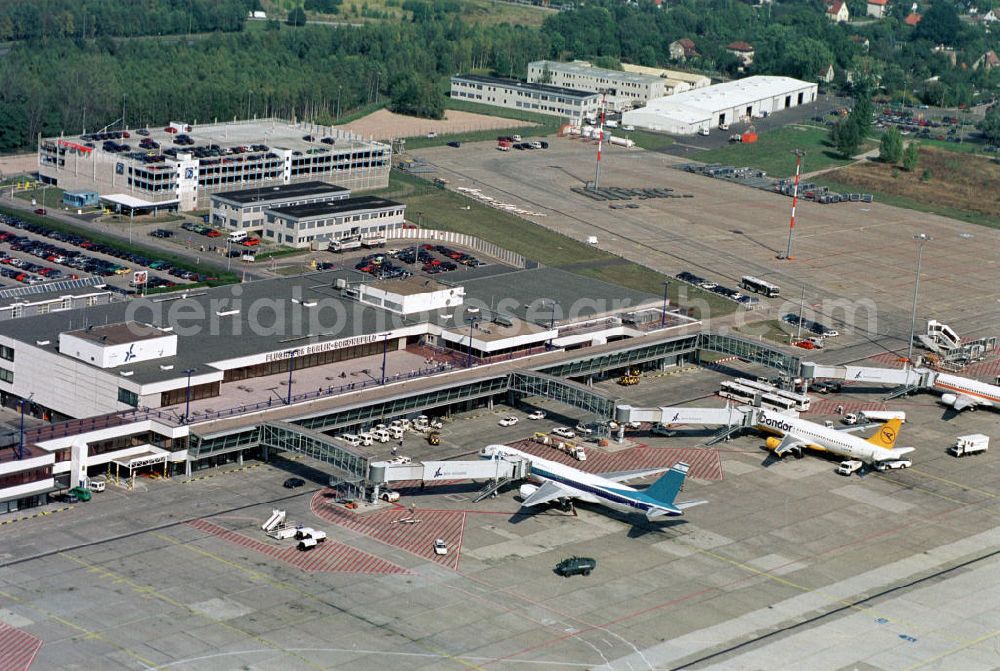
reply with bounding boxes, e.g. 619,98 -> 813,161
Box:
932,372 -> 1000,412
754,407 -> 914,464
480,445 -> 706,521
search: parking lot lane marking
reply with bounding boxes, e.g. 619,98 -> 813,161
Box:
60,550 -> 327,671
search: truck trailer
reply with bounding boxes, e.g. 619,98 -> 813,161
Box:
949,434 -> 989,457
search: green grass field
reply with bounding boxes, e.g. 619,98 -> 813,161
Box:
814,175 -> 1000,230
695,125 -> 875,178
627,129 -> 675,152
377,170 -> 736,316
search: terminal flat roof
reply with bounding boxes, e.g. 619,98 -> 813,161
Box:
213,181 -> 348,205
452,74 -> 598,99
368,276 -> 449,296
0,267 -> 661,386
64,322 -> 168,346
268,196 -> 402,219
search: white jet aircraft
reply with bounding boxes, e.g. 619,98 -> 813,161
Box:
753,407 -> 914,464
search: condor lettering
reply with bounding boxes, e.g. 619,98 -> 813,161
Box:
757,411 -> 792,432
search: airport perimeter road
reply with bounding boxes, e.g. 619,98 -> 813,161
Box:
417,139 -> 1000,363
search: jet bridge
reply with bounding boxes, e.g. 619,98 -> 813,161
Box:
369,454 -> 531,488
615,405 -> 747,426
800,362 -> 926,387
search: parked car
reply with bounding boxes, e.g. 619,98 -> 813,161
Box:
552,427 -> 576,439
283,477 -> 306,489
498,416 -> 519,427
433,539 -> 449,555
527,410 -> 546,420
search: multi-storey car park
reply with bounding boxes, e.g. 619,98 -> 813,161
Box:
37,119 -> 391,213
0,265 -> 702,512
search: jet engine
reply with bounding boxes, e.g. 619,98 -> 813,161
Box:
519,484 -> 537,501
764,436 -> 802,458
940,393 -> 958,407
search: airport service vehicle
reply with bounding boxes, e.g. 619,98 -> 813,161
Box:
86,478 -> 106,493
379,489 -> 400,502
842,410 -> 906,425
433,539 -> 448,555
554,556 -> 596,577
527,410 -> 546,420
371,429 -> 391,443
873,459 -> 912,471
740,276 -> 781,298
552,427 -> 576,439
837,460 -> 863,475
329,236 -> 363,253
357,433 -> 374,446
498,416 -> 519,427
949,434 -> 989,457
339,434 -> 361,447
427,431 -> 441,446
554,441 -> 586,461
718,379 -> 811,412
699,128 -> 710,136
283,477 -> 305,489
362,235 -> 387,249
757,407 -> 914,465
574,423 -> 593,437
385,456 -> 412,466
482,445 -> 705,521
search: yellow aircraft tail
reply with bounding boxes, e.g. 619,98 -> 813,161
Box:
867,418 -> 902,449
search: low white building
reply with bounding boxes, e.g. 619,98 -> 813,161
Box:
526,60 -> 670,111
263,196 -> 406,249
622,76 -> 818,135
450,74 -> 600,122
211,181 -> 350,231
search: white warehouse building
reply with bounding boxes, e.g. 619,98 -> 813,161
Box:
622,76 -> 818,135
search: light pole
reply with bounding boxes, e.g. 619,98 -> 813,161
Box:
661,281 -> 670,327
182,368 -> 196,423
286,350 -> 299,404
906,234 -> 933,368
781,149 -> 805,260
542,301 -> 557,348
465,316 -> 479,368
380,332 -> 390,384
16,393 -> 34,460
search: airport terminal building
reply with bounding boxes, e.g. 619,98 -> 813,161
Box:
0,267 -> 699,512
37,119 -> 391,212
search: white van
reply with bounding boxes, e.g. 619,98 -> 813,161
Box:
387,425 -> 404,440
86,478 -> 106,493
229,229 -> 248,242
357,433 -> 374,446
339,434 -> 361,447
371,429 -> 390,443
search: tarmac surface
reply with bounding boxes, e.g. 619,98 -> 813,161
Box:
415,137 -> 1000,366
4,137 -> 1000,670
4,362 -> 1000,670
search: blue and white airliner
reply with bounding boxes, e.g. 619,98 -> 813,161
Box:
480,445 -> 706,522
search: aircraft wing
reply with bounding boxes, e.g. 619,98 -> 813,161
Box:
952,395 -> 979,412
521,480 -> 582,507
601,467 -> 673,483
773,433 -> 808,456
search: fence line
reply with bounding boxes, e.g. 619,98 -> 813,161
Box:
385,228 -> 527,268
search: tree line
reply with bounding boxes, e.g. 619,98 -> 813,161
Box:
0,0 -> 253,40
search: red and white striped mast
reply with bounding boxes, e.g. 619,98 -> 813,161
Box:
593,91 -> 607,190
782,149 -> 805,260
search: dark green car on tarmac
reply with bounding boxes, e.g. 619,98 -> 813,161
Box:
554,556 -> 596,577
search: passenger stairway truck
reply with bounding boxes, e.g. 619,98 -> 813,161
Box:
949,434 -> 989,457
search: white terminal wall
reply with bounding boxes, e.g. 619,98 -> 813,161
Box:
59,332 -> 178,369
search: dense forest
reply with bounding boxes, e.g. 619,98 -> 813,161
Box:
1,0 -> 1000,153
0,0 -> 253,40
